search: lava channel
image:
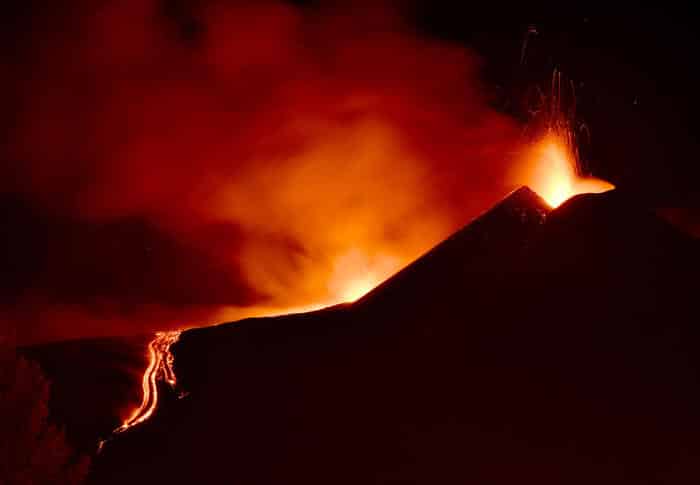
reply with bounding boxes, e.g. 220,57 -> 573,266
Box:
115,330 -> 181,434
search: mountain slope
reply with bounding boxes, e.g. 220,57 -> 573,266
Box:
84,187 -> 699,484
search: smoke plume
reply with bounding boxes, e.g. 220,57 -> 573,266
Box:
2,0 -> 526,342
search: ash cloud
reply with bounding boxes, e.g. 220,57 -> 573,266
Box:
2,0 -> 524,342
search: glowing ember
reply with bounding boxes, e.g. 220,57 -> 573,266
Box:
524,132 -> 614,208
115,330 -> 181,434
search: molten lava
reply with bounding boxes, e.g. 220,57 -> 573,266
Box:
115,330 -> 181,434
524,132 -> 614,208
516,70 -> 614,208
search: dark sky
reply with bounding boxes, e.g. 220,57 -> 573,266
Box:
4,2 -> 699,200
417,3 -> 700,204
1,1 -> 698,343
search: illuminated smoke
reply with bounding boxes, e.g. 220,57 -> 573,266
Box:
5,1 -> 540,341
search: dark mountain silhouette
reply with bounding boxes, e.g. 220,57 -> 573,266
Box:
357,186 -> 550,311
25,187 -> 700,484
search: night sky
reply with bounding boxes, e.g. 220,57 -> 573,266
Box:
2,1 -> 698,343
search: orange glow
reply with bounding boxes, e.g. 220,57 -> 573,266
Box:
210,252 -> 401,323
8,0 -> 537,345
337,278 -> 377,303
211,119 -> 453,315
327,250 -> 399,302
115,330 -> 181,434
521,132 -> 614,208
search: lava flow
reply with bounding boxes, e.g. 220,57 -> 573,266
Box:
115,330 -> 181,434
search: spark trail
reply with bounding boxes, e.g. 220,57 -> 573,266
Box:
115,330 -> 181,434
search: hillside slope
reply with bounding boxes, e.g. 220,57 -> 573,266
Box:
83,187 -> 699,484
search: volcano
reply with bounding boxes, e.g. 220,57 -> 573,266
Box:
26,187 -> 700,484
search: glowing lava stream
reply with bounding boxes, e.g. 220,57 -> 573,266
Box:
115,330 -> 181,434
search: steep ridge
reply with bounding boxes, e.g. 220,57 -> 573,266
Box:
86,187 -> 699,484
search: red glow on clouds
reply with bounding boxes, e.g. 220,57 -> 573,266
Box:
1,1 -> 588,342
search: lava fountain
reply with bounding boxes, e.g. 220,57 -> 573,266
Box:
525,131 -> 614,208
516,71 -> 614,207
